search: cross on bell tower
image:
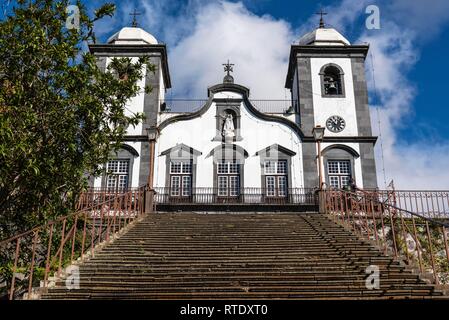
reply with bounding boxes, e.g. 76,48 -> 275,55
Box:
222,60 -> 235,84
130,9 -> 141,27
316,8 -> 327,28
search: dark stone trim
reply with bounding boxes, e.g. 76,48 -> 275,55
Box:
122,135 -> 148,142
296,58 -> 314,134
359,142 -> 378,189
207,144 -> 249,160
255,144 -> 296,157
89,44 -> 171,89
322,144 -> 360,158
207,83 -> 250,97
120,144 -> 140,157
160,143 -> 202,157
285,44 -> 369,89
302,136 -> 378,144
301,143 -> 318,189
351,58 -> 373,136
158,83 -> 307,140
319,63 -> 346,98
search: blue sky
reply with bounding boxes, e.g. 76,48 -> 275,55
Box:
3,0 -> 449,188
84,0 -> 449,145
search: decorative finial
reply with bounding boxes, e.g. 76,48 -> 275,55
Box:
222,59 -> 235,84
316,8 -> 327,28
130,9 -> 141,28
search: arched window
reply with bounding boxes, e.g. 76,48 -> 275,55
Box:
322,145 -> 359,189
101,144 -> 139,191
320,64 -> 345,97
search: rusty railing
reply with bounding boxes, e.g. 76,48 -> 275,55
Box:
323,189 -> 449,285
0,187 -> 146,300
362,189 -> 449,219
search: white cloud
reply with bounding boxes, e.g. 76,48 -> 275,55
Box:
166,1 -> 294,99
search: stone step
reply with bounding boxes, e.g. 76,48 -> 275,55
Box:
42,213 -> 446,300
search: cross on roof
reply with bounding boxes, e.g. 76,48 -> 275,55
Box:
223,60 -> 234,76
316,8 -> 327,28
130,9 -> 141,27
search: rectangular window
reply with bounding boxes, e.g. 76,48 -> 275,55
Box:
170,160 -> 192,197
217,161 -> 240,174
278,176 -> 287,197
264,160 -> 287,174
264,161 -> 276,174
218,176 -> 228,196
229,176 -> 240,197
329,176 -> 340,188
277,161 -> 287,174
106,159 -> 130,191
264,160 -> 288,198
327,160 -> 352,189
217,162 -> 228,174
217,160 -> 240,197
170,176 -> 180,196
182,176 -> 191,196
266,176 -> 275,196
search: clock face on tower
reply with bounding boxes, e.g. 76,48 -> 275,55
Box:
326,115 -> 346,133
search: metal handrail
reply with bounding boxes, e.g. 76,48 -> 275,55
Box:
0,186 -> 146,300
323,189 -> 449,285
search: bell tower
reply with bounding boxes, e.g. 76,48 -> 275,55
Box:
89,25 -> 171,188
285,18 -> 378,190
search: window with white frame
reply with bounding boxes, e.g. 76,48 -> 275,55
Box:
327,160 -> 351,189
170,160 -> 192,196
217,160 -> 240,197
106,159 -> 130,191
264,160 -> 288,197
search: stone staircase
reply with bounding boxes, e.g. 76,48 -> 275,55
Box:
41,212 -> 447,299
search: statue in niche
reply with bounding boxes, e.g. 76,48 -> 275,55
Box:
221,113 -> 235,139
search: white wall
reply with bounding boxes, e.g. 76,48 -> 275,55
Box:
310,58 -> 358,136
154,91 -> 305,189
310,58 -> 364,188
105,57 -> 148,136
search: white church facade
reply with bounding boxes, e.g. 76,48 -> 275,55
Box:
88,21 -> 378,204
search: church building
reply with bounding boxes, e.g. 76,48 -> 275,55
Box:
88,19 -> 378,204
